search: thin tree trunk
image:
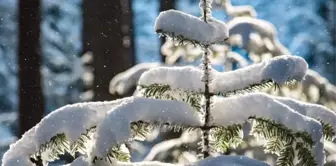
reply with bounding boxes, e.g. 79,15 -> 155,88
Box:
83,0 -> 135,101
159,0 -> 175,63
18,0 -> 44,137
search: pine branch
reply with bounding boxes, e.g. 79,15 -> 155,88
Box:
130,121 -> 153,141
296,142 -> 317,166
157,30 -> 210,47
211,124 -> 243,153
32,133 -> 69,162
319,120 -> 335,141
249,116 -> 317,166
139,84 -> 202,111
217,79 -> 297,97
70,126 -> 97,155
276,144 -> 295,166
132,120 -> 199,135
32,126 -> 97,162
93,144 -> 131,164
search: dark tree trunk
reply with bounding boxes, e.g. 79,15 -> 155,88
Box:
83,0 -> 135,101
18,0 -> 44,137
159,0 -> 175,62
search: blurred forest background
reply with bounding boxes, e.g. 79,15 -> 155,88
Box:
0,0 -> 335,164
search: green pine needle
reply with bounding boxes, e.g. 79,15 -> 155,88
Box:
106,145 -> 131,162
249,116 -> 316,166
211,124 -> 243,153
70,126 -> 97,155
276,144 -> 295,166
32,126 -> 97,162
295,142 -> 317,166
319,120 -> 335,141
217,79 -> 298,97
216,80 -> 275,97
130,121 -> 153,140
140,84 -> 202,111
93,144 -> 131,164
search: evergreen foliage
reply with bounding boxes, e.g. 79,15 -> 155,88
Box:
2,0 -> 335,166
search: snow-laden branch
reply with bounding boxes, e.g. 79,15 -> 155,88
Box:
35,98 -> 134,148
1,98 -> 132,166
109,63 -> 163,95
211,55 -> 307,94
139,66 -> 204,92
139,55 -> 308,95
93,97 -> 202,158
211,92 -> 324,166
274,96 -> 336,139
155,10 -> 228,46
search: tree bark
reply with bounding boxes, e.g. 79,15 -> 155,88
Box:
159,0 -> 175,62
83,0 -> 135,101
18,0 -> 45,137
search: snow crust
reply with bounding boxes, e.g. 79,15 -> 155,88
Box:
274,96 -> 336,135
188,155 -> 270,166
139,66 -> 204,92
211,93 -> 324,165
155,10 -> 229,45
93,97 -> 202,157
139,55 -> 308,95
212,55 -> 307,94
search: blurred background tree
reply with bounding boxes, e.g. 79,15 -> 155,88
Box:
18,0 -> 44,137
83,0 -> 135,101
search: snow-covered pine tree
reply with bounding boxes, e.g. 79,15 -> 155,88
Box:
2,0 -> 336,166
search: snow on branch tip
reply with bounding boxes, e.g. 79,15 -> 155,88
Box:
138,55 -> 308,95
2,98 -> 133,166
154,10 -> 229,46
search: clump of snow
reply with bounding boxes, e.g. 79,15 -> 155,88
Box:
211,93 -> 324,166
93,97 -> 202,158
188,155 -> 270,166
211,55 -> 308,94
155,10 -> 228,45
2,127 -> 37,166
274,96 -> 336,135
261,55 -> 308,84
139,56 -> 308,95
138,66 -> 204,92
